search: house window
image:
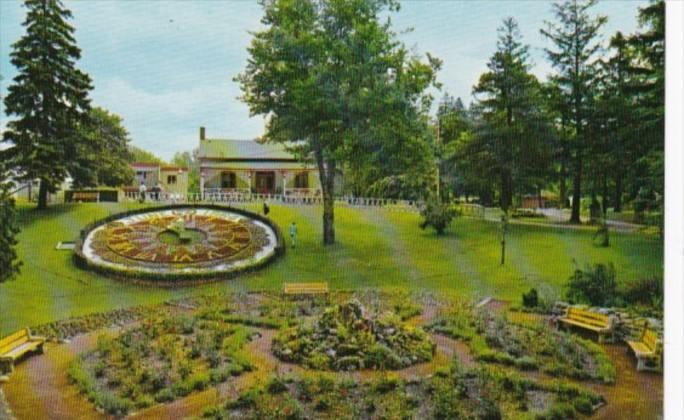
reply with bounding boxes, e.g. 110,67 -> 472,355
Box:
167,175 -> 177,185
294,172 -> 309,189
221,172 -> 237,188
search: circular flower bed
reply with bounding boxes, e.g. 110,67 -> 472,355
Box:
75,205 -> 284,282
272,300 -> 435,371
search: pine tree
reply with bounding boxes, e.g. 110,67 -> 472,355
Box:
472,17 -> 552,212
541,0 -> 607,223
1,0 -> 92,209
0,167 -> 22,283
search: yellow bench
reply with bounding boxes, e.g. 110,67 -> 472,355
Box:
283,282 -> 329,298
558,307 -> 613,343
0,328 -> 46,374
72,191 -> 99,202
626,326 -> 661,371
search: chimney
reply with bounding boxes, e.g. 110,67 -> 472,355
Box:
199,126 -> 206,141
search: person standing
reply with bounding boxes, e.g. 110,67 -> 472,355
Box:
263,199 -> 270,216
289,221 -> 297,248
139,182 -> 147,203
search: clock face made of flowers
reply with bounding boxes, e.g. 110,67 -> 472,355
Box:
80,208 -> 279,279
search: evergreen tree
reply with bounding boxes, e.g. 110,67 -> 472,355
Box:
1,0 -> 92,209
472,17 -> 552,212
0,167 -> 22,283
541,0 -> 607,223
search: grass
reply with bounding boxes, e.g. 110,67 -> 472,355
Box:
0,201 -> 662,334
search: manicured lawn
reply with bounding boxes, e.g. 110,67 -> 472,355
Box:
0,202 -> 662,334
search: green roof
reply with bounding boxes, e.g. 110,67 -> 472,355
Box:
198,139 -> 295,160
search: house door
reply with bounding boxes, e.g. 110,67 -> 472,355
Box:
255,172 -> 275,194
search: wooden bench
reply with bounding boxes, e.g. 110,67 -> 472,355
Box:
283,282 -> 329,299
0,328 -> 46,374
72,191 -> 99,202
558,307 -> 613,343
626,326 -> 661,372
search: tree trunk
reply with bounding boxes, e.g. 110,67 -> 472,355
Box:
38,178 -> 49,210
570,153 -> 582,224
614,173 -> 623,213
559,152 -> 568,209
314,148 -> 335,245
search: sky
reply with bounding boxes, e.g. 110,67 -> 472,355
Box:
0,0 -> 647,161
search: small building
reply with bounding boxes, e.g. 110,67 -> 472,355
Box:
127,163 -> 189,196
197,127 -> 321,197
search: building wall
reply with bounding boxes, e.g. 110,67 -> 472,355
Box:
202,167 -> 321,195
160,170 -> 188,195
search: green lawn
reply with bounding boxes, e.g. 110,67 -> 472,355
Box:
0,202 -> 662,334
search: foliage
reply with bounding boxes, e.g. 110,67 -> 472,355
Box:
621,276 -> 663,312
70,107 -> 134,188
272,300 -> 435,371
541,0 -> 607,223
0,175 -> 21,283
419,195 -> 459,234
470,17 -> 553,212
565,263 -> 617,306
522,288 -> 539,308
1,0 -> 93,209
128,145 -> 166,165
69,313 -> 254,414
429,306 -> 615,383
237,0 -> 439,244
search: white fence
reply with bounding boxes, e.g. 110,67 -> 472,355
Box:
122,191 -> 486,218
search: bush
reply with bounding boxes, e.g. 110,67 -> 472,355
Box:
419,195 -> 459,235
154,388 -> 174,403
266,375 -> 289,394
621,276 -> 663,311
565,263 -> 617,306
522,288 -> 539,308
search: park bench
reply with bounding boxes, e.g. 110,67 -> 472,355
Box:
72,191 -> 99,202
283,282 -> 329,299
558,307 -> 613,343
626,326 -> 661,372
0,328 -> 46,374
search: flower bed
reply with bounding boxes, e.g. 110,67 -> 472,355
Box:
429,304 -> 616,383
74,205 -> 284,283
201,362 -> 603,419
69,313 -> 255,416
272,300 -> 435,371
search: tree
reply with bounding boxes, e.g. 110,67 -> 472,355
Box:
1,0 -> 93,209
128,145 -> 165,165
237,0 -> 439,244
541,0 -> 607,223
70,107 -> 134,188
471,17 -> 552,212
0,167 -> 22,283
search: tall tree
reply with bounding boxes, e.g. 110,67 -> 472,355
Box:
1,0 -> 93,209
237,0 -> 439,244
471,17 -> 552,212
541,0 -> 607,223
0,166 -> 22,283
626,0 -> 664,223
70,107 -> 134,188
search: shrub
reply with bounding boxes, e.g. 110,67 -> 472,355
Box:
565,263 -> 617,306
522,288 -> 539,308
621,276 -> 663,311
573,396 -> 593,415
535,402 -> 576,420
98,392 -> 133,416
155,388 -> 174,403
266,375 -> 289,394
514,356 -> 538,371
419,195 -> 459,235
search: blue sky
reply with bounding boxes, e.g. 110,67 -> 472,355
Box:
1,0 -> 646,161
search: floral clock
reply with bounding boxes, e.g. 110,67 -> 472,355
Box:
76,206 -> 282,281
